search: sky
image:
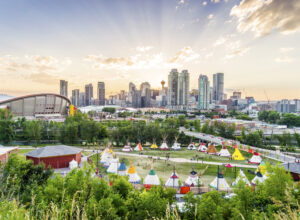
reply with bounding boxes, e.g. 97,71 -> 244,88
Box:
0,0 -> 299,100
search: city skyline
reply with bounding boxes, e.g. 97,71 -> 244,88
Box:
0,0 -> 300,100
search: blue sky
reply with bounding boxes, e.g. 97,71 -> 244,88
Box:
0,0 -> 299,100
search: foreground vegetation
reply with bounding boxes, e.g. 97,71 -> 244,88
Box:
0,154 -> 299,219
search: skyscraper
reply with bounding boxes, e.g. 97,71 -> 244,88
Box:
177,70 -> 190,107
167,69 -> 179,107
60,80 -> 68,97
97,82 -> 105,105
213,73 -> 224,103
198,75 -> 210,110
128,82 -> 136,104
71,89 -> 80,107
85,83 -> 93,106
140,82 -> 151,107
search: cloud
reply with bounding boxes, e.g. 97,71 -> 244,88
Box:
84,47 -> 200,71
213,37 -> 227,47
280,47 -> 294,53
275,56 -> 294,63
230,0 -> 300,36
178,0 -> 184,4
27,72 -> 59,85
207,14 -> 214,19
168,47 -> 200,63
136,46 -> 153,52
203,1 -> 207,6
211,0 -> 220,3
224,42 -> 250,60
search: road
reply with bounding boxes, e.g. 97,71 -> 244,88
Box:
180,127 -> 296,163
115,152 -> 258,169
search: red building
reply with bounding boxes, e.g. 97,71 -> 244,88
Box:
0,146 -> 18,163
26,145 -> 82,169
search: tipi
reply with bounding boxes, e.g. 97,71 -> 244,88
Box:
122,142 -> 133,152
118,161 -> 127,176
144,167 -> 160,188
232,148 -> 245,160
251,171 -> 267,185
187,142 -> 196,150
219,146 -> 231,157
126,164 -> 141,184
198,143 -> 207,152
171,137 -> 181,150
256,161 -> 267,174
249,152 -> 262,164
150,140 -> 158,150
107,157 -> 120,174
160,136 -> 169,150
165,169 -> 180,188
69,159 -> 78,170
134,142 -> 143,151
184,169 -> 201,187
232,169 -> 250,186
100,147 -> 114,168
209,173 -> 231,191
206,144 -> 218,155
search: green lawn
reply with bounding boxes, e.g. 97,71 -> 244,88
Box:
90,154 -> 256,186
16,149 -> 32,158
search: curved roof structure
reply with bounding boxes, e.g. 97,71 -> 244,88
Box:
0,93 -> 71,117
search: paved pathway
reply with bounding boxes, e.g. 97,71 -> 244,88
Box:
115,152 -> 258,169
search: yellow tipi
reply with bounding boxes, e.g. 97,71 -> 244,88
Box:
256,161 -> 267,174
232,148 -> 245,160
150,142 -> 158,149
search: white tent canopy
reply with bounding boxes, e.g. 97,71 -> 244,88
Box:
187,142 -> 196,150
232,169 -> 250,186
219,147 -> 231,157
209,173 -> 231,191
122,143 -> 133,152
171,141 -> 181,150
184,170 -> 201,186
160,142 -> 169,150
107,158 -> 120,174
249,153 -> 262,164
165,171 -> 180,187
100,148 -> 114,168
251,172 -> 267,185
144,169 -> 160,187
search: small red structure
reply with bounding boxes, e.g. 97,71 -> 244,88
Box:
0,146 -> 18,163
26,145 -> 82,169
180,186 -> 190,194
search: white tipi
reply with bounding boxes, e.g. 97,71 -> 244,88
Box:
187,142 -> 196,150
184,169 -> 201,187
160,136 -> 169,150
107,157 -> 120,174
251,171 -> 267,185
134,142 -> 143,151
100,147 -> 114,168
165,169 -> 180,188
232,169 -> 250,186
219,146 -> 231,157
209,173 -> 231,191
144,167 -> 160,188
197,143 -> 207,152
122,142 -> 133,152
171,137 -> 181,150
249,152 -> 262,164
126,164 -> 141,184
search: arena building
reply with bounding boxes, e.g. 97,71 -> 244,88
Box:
0,93 -> 70,118
26,145 -> 82,169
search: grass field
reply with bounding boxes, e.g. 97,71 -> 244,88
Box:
90,154 -> 256,186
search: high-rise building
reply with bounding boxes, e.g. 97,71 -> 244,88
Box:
198,75 -> 210,110
79,92 -> 85,107
85,83 -> 93,106
213,73 -> 224,103
60,80 -> 68,98
140,82 -> 151,107
128,82 -> 136,104
132,90 -> 141,108
167,69 -> 179,107
71,89 -> 80,107
97,82 -> 105,105
177,70 -> 190,107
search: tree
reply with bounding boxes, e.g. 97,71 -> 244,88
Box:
0,120 -> 14,144
102,107 -> 116,114
24,120 -> 42,144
